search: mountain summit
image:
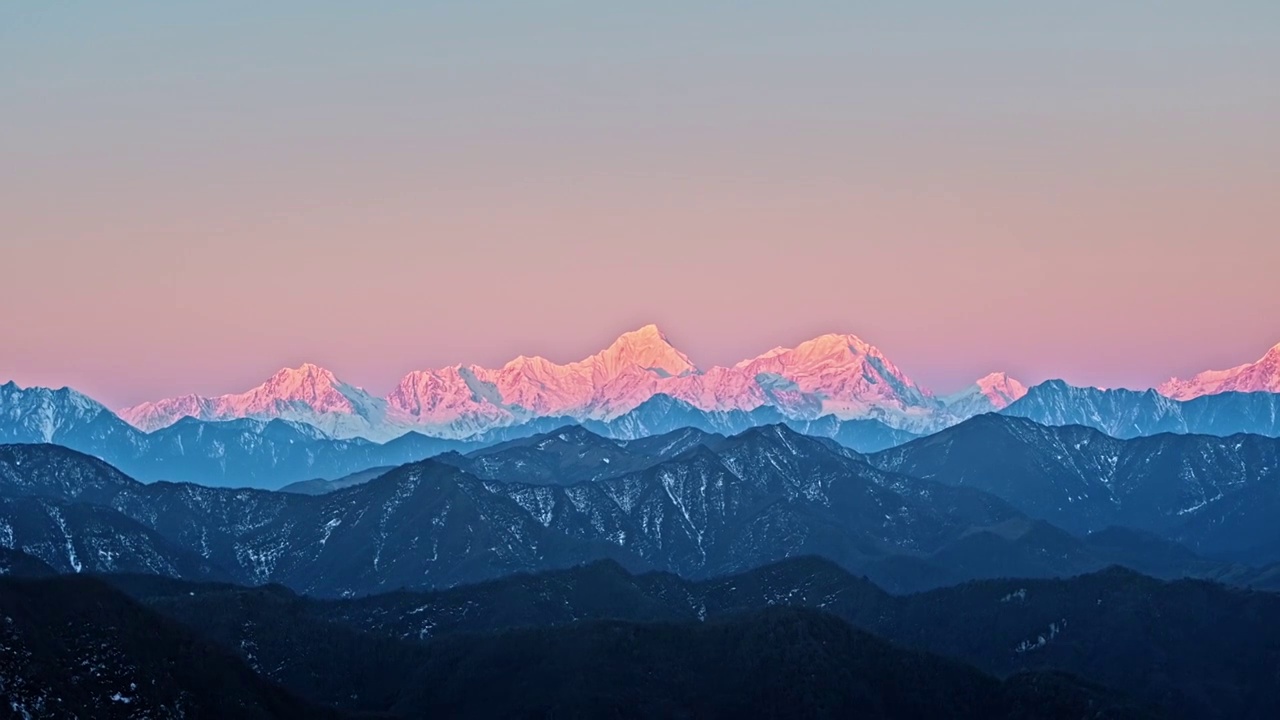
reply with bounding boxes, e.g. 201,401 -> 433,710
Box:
940,372 -> 1028,419
592,324 -> 696,378
722,332 -> 933,425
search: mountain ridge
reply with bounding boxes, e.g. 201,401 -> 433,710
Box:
1159,342 -> 1280,399
1004,379 -> 1280,438
2,381 -> 924,488
18,329 -> 1280,445
870,413 -> 1280,563
3,427 -> 1272,596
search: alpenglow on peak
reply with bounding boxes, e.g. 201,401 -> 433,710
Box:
1157,340 -> 1280,400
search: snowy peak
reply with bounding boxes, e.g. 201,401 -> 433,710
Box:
765,333 -> 915,391
736,333 -> 885,377
1257,341 -> 1280,365
381,325 -> 701,430
501,354 -> 557,374
251,363 -> 360,413
974,372 -> 1028,407
789,333 -> 877,362
590,324 -> 697,378
733,346 -> 787,368
118,394 -> 214,433
940,372 -> 1028,420
265,362 -> 338,391
1157,342 -> 1280,400
118,364 -> 399,440
731,333 -> 932,424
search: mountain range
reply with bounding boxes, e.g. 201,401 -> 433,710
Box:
3,418 -> 1277,598
102,327 -> 1280,446
0,380 -> 928,488
2,379 -> 568,488
7,389 -> 1280,716
116,325 -> 1029,440
5,329 -> 1278,493
1003,379 -> 1280,438
872,414 -> 1280,565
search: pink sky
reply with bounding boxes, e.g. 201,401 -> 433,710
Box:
3,3 -> 1278,407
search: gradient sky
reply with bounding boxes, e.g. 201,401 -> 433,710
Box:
3,1 -> 1278,408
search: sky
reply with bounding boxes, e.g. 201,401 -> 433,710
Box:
2,1 -> 1278,408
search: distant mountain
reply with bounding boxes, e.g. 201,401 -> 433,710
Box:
120,363 -> 404,440
584,393 -> 920,451
0,574 -> 334,718
939,371 -> 1029,420
1003,379 -> 1280,438
277,465 -> 396,495
2,381 -> 579,487
290,425 -> 810,494
1,430 -> 1264,596
1159,342 -> 1280,399
115,556 -> 1280,719
871,414 -> 1280,563
23,331 -> 1280,447
436,424 -> 678,486
115,324 -> 1022,440
2,380 -> 920,489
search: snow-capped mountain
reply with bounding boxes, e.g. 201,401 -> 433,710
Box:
1158,342 -> 1280,400
383,324 -> 699,431
940,372 -> 1028,419
706,333 -> 935,424
119,325 -> 1017,441
121,363 -> 404,441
